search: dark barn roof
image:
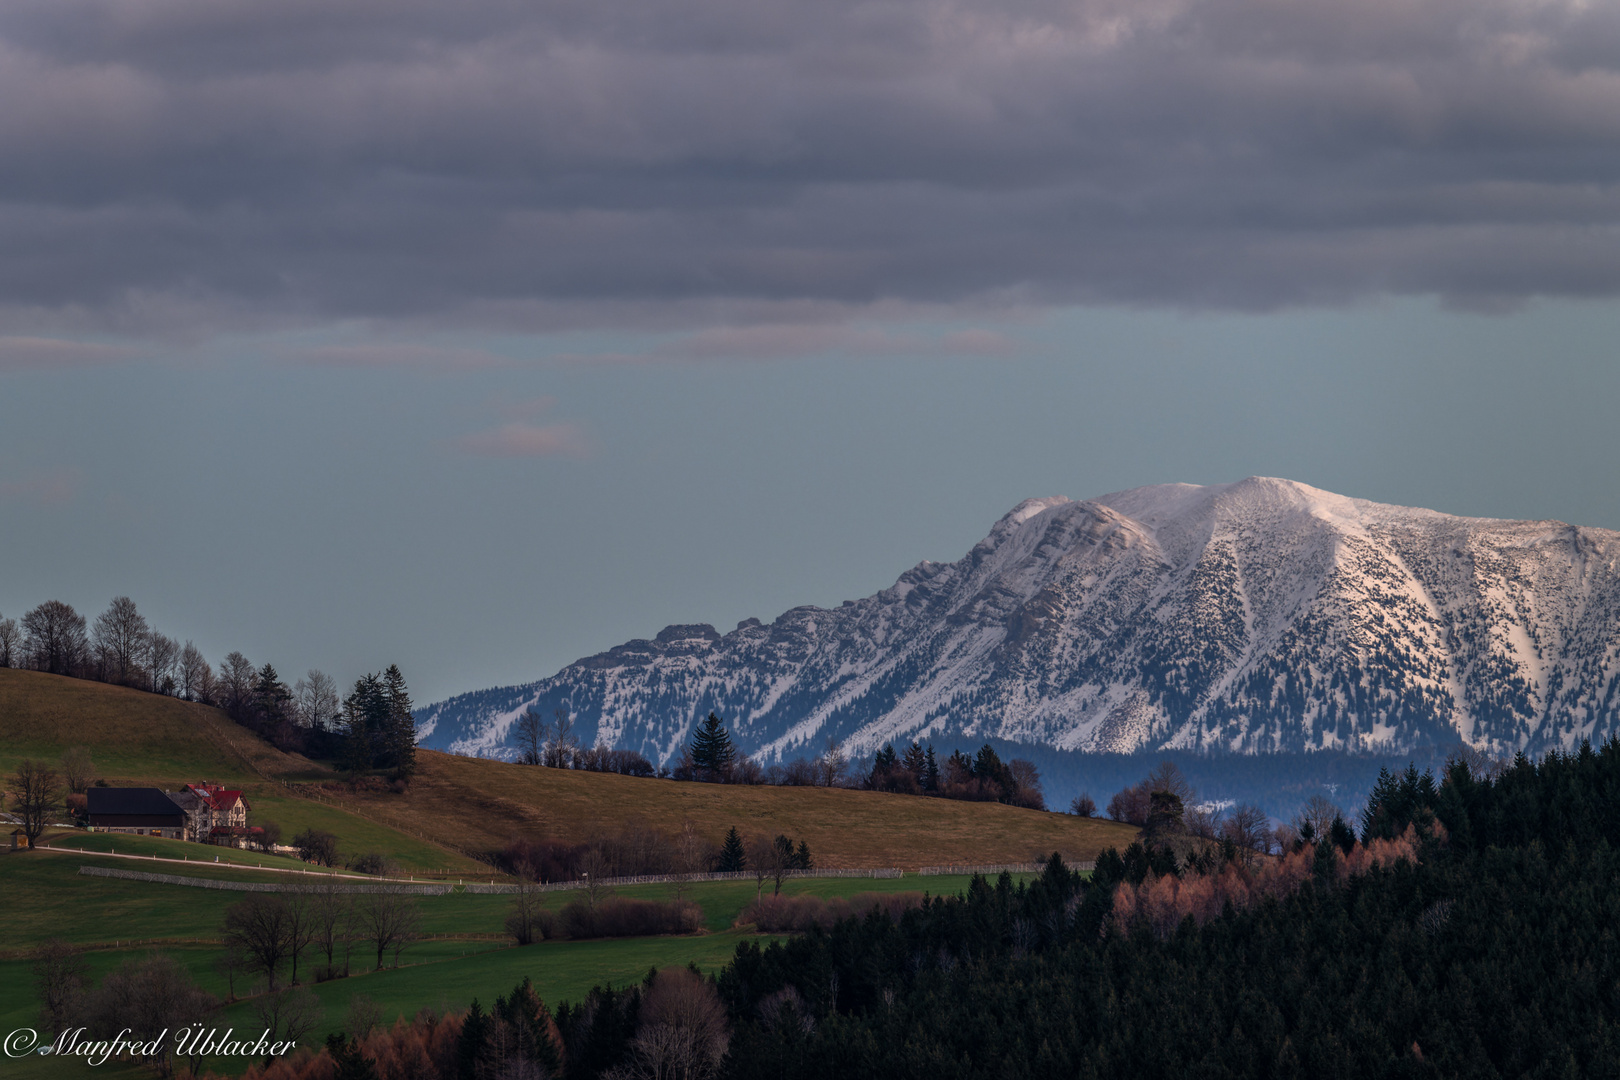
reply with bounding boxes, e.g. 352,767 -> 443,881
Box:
87,787 -> 186,826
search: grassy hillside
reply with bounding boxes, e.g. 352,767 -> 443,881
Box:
326,749 -> 1138,869
0,669 -> 482,873
0,667 -> 1139,872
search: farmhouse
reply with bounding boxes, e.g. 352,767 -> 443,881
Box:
169,782 -> 251,844
85,788 -> 189,839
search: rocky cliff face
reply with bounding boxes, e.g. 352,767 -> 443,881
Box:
416,477 -> 1620,763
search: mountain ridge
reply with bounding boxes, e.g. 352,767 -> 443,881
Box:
417,477 -> 1620,765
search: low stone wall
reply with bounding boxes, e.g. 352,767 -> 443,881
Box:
78,863 -> 907,895
916,861 -> 1095,876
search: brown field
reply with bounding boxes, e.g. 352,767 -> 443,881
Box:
334,749 -> 1140,869
0,668 -> 1138,872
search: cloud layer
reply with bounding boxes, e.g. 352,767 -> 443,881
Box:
3,0 -> 1619,336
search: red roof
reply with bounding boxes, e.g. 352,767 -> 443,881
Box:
184,783 -> 249,811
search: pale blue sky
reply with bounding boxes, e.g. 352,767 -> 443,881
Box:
4,299 -> 1619,703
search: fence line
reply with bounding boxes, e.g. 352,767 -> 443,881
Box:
916,862 -> 1094,876
79,864 -> 904,895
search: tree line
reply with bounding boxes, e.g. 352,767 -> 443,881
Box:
0,595 -> 417,782
36,739 -> 1620,1078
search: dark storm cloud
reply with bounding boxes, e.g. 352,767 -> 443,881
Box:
2,0 -> 1619,334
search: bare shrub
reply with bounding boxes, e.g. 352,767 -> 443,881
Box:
560,897 -> 701,939
348,851 -> 396,876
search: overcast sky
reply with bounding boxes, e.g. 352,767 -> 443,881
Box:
3,0 -> 1620,703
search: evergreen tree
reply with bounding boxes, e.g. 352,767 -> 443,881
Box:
343,673 -> 387,777
690,713 -> 736,780
793,839 -> 813,870
924,745 -> 940,792
252,663 -> 293,732
1327,815 -> 1357,854
900,741 -> 927,784
381,664 -> 417,781
324,1034 -> 379,1080
718,826 -> 746,871
457,999 -> 492,1080
869,743 -> 899,787
493,977 -> 564,1077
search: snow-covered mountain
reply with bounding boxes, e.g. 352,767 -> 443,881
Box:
416,477 -> 1620,765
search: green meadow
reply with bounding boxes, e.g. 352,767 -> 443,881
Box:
1,846 -> 1014,1077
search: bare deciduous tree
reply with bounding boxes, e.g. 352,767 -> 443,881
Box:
58,747 -> 96,795
10,759 -> 60,843
81,952 -> 217,1079
222,894 -> 293,990
353,892 -> 420,970
178,640 -> 213,702
744,835 -> 787,901
1451,743 -> 1509,781
1147,761 -> 1196,803
306,876 -> 355,977
612,967 -> 731,1080
32,938 -> 88,1035
1221,803 -> 1273,858
217,651 -> 256,717
23,600 -> 88,676
579,846 -> 613,907
281,886 -> 318,985
214,943 -> 249,1002
250,986 -> 323,1060
544,708 -> 578,768
293,669 -> 340,729
91,596 -> 149,685
0,615 -> 20,667
146,631 -> 179,695
673,819 -> 705,903
1296,794 -> 1345,840
506,877 -> 551,944
514,706 -> 547,765
815,737 -> 848,788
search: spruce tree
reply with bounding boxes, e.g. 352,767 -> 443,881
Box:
342,673 -> 386,777
690,713 -> 736,780
901,741 -> 928,784
924,745 -> 940,792
381,664 -> 417,781
794,839 -> 813,870
718,826 -> 746,871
